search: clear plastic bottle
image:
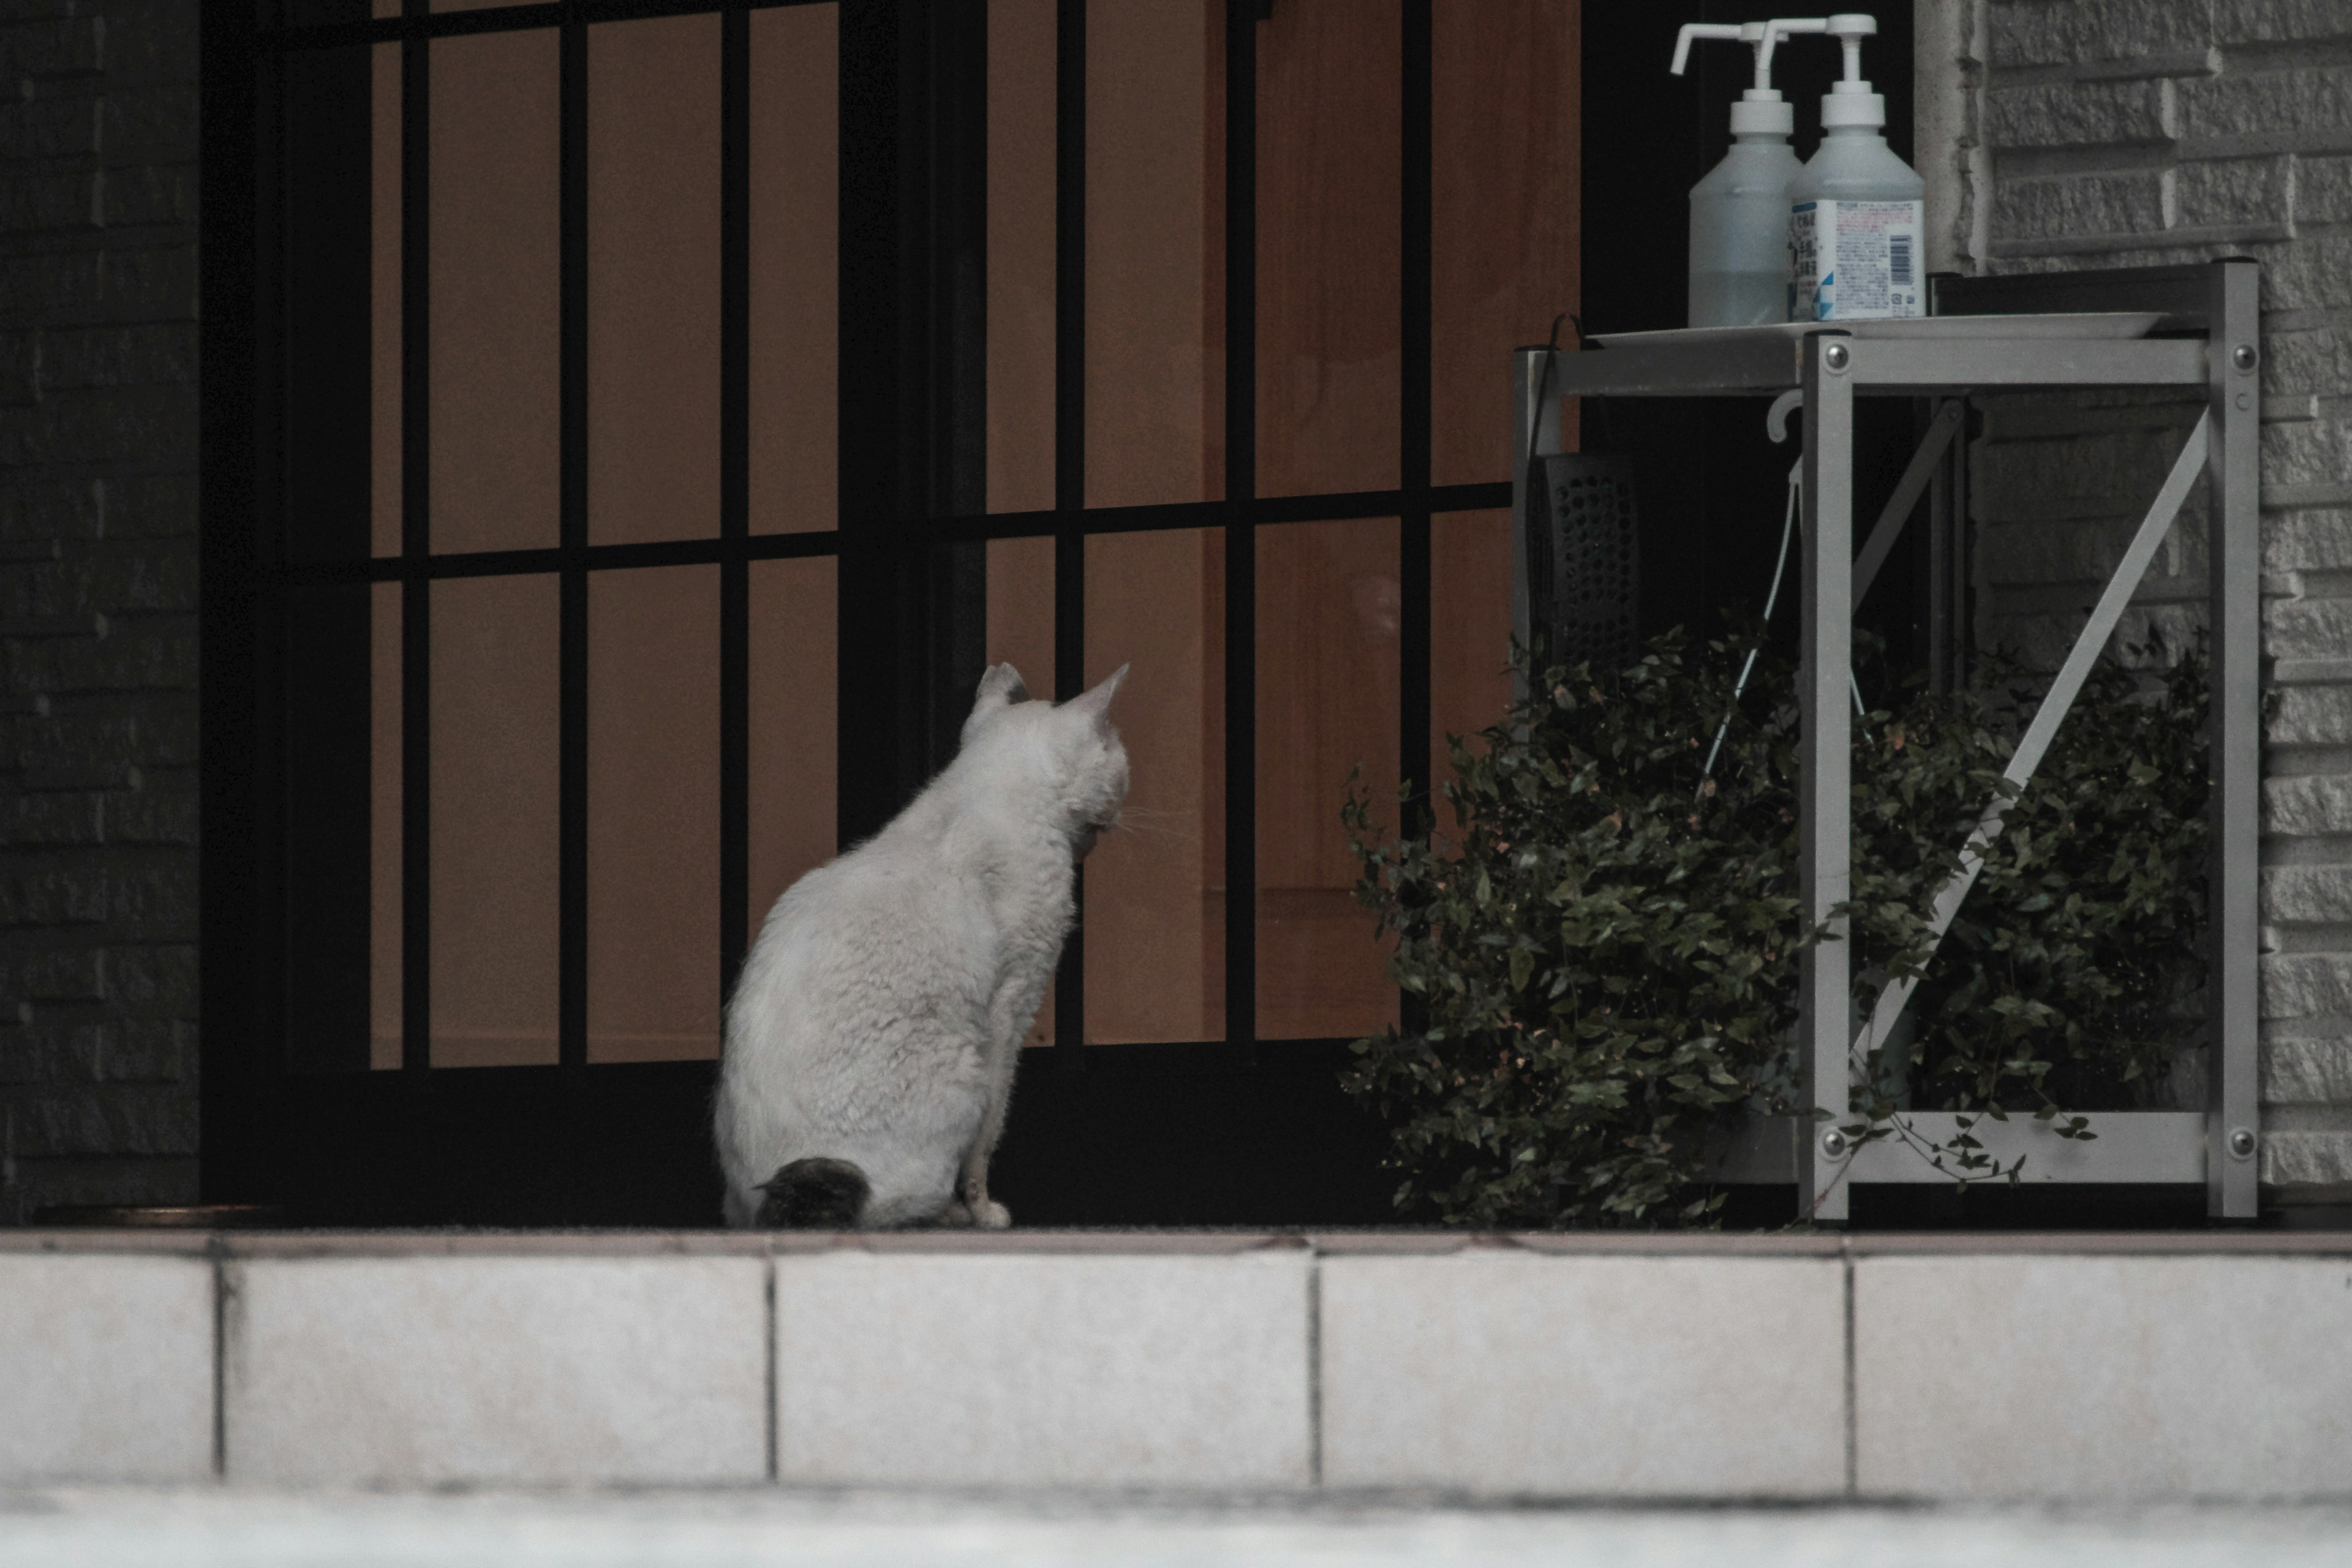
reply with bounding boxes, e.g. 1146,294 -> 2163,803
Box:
1676,20 -> 1825,328
1786,15 -> 1924,321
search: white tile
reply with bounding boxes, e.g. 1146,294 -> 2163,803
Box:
775,1252 -> 1312,1488
225,1256 -> 767,1485
1319,1255 -> 1847,1498
0,1254 -> 215,1482
1856,1254 -> 2352,1500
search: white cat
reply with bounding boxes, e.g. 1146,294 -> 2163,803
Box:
715,662 -> 1129,1229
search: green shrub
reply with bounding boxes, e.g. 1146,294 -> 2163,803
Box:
1341,628 -> 2210,1227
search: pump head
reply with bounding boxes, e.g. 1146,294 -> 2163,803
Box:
1818,13 -> 1885,128
1668,17 -> 1830,137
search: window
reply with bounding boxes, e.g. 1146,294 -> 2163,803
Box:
205,0 -> 1578,1224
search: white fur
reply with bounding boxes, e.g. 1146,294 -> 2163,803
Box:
714,663 -> 1129,1228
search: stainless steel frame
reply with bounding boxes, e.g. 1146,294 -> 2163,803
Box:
1509,260 -> 2263,1222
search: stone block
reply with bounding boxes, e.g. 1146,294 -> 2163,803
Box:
2264,864 -> 2352,923
0,17 -> 104,79
1989,0 -> 2215,72
99,0 -> 198,89
48,618 -> 197,692
2215,0 -> 2352,45
104,943 -> 195,1012
1991,172 -> 2168,244
2174,155 -> 2292,228
2266,773 -> 2352,834
225,1256 -> 768,1485
11,946 -> 104,1002
103,784 -> 195,844
0,168 -> 96,235
99,162 -> 197,230
0,94 -> 98,160
39,324 -> 197,392
2262,1126 -> 2352,1184
100,85 -> 197,160
12,1082 -> 198,1156
0,1253 -> 214,1483
2265,595 -> 2352,662
775,1251 -> 1312,1490
2255,232 -> 2352,312
1319,1254 -> 1845,1498
2179,67 -> 2352,144
1986,80 -> 2172,151
2262,326 -> 2351,399
1973,427 -> 2200,524
0,791 -> 100,844
2298,154 -> 2352,225
0,865 -> 107,924
1856,1255 -> 2352,1499
2267,682 -> 2352,744
2261,416 -> 2352,490
2263,1034 -> 2352,1102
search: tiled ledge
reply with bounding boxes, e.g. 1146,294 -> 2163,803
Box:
4,1230 -> 2349,1501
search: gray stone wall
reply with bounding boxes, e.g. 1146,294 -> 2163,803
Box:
1923,0 -> 2352,1197
0,0 -> 200,1221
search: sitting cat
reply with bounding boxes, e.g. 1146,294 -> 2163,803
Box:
715,662 -> 1129,1229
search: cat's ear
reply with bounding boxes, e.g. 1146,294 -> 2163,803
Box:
976,662 -> 1030,707
960,663 -> 1031,748
1063,663 -> 1128,731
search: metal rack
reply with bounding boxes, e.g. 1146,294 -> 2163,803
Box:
1510,260 -> 2261,1221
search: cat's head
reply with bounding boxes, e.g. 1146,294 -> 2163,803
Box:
961,662 -> 1130,856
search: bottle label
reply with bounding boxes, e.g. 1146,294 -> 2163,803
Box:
1789,200 -> 1924,320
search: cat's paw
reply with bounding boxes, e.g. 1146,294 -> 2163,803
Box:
935,1199 -> 976,1228
971,1199 -> 1012,1230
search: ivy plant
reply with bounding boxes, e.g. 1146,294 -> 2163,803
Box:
1341,628 -> 2212,1227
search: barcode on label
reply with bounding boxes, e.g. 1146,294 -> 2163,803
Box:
1890,234 -> 1913,287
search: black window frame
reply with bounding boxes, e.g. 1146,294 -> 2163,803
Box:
200,0 -> 1508,1227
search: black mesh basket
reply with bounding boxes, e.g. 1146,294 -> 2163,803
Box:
1525,451 -> 1639,676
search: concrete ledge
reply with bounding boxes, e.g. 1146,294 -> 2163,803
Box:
1857,1254 -> 2352,1500
3,1232 -> 2349,1498
1320,1254 -> 1845,1498
0,1254 -> 213,1483
776,1251 -> 1311,1488
223,1256 -> 768,1487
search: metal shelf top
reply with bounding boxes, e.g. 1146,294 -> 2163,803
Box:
1539,317 -> 2209,399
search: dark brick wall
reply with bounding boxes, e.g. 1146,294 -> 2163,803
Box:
0,0 -> 200,1221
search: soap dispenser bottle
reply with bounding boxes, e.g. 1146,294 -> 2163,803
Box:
1674,18 -> 1825,329
1787,13 -> 1924,320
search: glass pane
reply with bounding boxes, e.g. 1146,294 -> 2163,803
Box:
987,0 -> 1055,515
284,584 -> 379,1072
985,537 -> 1057,702
1256,518 -> 1400,1041
1431,0 -> 1580,487
431,29 -> 559,554
747,557 -> 839,933
1254,0 -> 1401,499
371,582 -> 402,1068
748,4 -> 837,535
589,567 -> 720,1061
1431,509 -> 1514,782
1087,0 -> 1213,510
1085,528 -> 1222,1042
589,16 -> 720,546
372,42 -> 401,559
430,575 -> 559,1066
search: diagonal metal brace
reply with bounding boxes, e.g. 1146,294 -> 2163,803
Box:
1853,411 -> 2212,1061
1853,399 -> 1966,610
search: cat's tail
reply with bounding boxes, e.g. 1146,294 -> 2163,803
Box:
755,1158 -> 870,1229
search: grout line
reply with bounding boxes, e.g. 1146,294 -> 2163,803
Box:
1307,1258 -> 1323,1488
209,1243 -> 228,1480
764,1254 -> 778,1484
1842,1248 -> 1858,1499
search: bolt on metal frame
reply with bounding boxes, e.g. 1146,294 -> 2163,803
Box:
1512,260 -> 2262,1222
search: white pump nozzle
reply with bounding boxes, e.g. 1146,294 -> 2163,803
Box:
1670,18 -> 1829,92
1672,18 -> 1833,137
1811,13 -> 1887,127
